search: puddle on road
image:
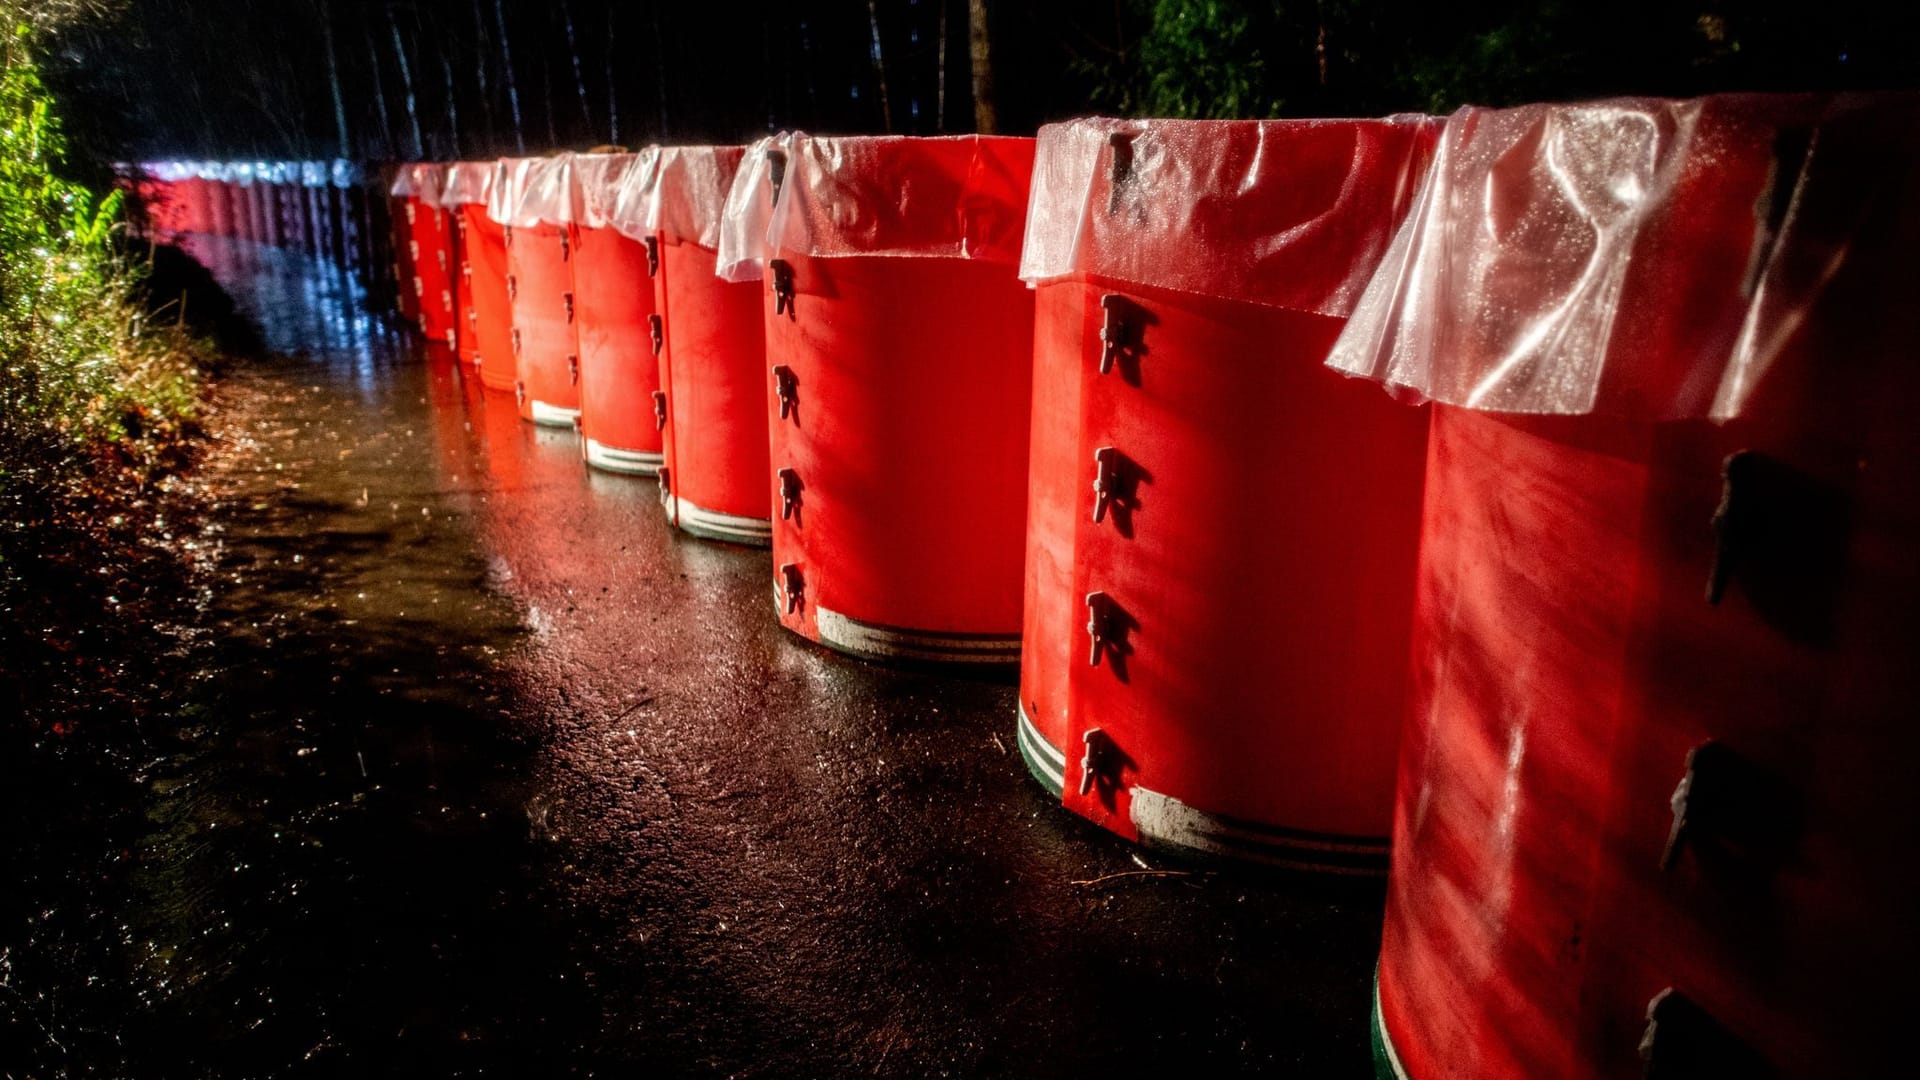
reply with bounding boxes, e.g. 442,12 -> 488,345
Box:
2,238 -> 1383,1077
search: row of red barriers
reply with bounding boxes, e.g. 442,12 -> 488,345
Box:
272,91 -> 1920,1080
129,159 -> 392,290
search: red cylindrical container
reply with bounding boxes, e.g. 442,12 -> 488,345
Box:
181,174 -> 213,234
231,173 -> 257,242
447,192 -> 478,367
277,171 -> 306,250
719,134 -> 1035,664
207,173 -> 234,236
287,180 -> 308,248
389,192 -> 419,322
301,181 -> 324,255
621,145 -> 770,541
566,151 -> 663,474
492,157 -> 582,426
132,171 -> 181,237
1327,95 -> 1920,1080
443,163 -> 511,390
256,171 -> 282,246
394,163 -> 458,348
1015,118 -> 1438,869
244,172 -> 268,242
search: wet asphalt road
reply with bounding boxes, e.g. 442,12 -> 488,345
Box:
11,237 -> 1385,1077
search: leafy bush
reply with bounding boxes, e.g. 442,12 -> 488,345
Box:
2,17 -> 207,532
1090,1 -> 1920,121
2,8 -> 212,673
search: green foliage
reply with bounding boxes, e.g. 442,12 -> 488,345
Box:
1089,1 -> 1920,121
1134,0 -> 1277,118
2,10 -> 207,560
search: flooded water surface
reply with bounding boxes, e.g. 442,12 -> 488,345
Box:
3,239 -> 1382,1077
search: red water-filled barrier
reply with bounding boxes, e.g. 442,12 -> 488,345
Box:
231,171 -> 258,242
180,174 -> 213,234
206,172 -> 234,236
255,169 -> 283,246
441,163 -> 510,390
491,157 -> 581,426
563,151 -> 663,474
243,172 -> 268,242
129,170 -> 184,237
388,184 -> 419,323
392,163 -> 458,348
449,202 -> 478,366
618,144 -> 769,541
718,133 -> 1035,663
1327,94 -> 1920,1080
1013,118 -> 1438,868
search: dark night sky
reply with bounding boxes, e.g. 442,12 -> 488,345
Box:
45,0 -> 1123,163
34,1 -> 1920,169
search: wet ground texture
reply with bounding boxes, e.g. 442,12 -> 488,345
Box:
3,239 -> 1383,1078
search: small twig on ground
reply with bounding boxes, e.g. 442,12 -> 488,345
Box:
1069,869 -> 1209,887
989,732 -> 1007,755
610,695 -> 655,723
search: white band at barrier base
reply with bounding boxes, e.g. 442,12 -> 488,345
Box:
529,400 -> 581,429
1129,788 -> 1390,876
1015,702 -> 1067,796
584,439 -> 663,475
813,605 -> 1020,665
664,495 -> 771,545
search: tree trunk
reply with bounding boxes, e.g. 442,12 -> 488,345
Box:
936,0 -> 948,132
317,0 -> 352,158
866,0 -> 894,133
491,0 -> 526,154
968,0 -> 997,134
383,1 -> 424,161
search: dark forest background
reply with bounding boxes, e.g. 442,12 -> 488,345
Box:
32,0 -> 1920,171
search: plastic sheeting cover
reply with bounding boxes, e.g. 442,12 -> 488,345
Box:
1327,93 -> 1920,420
569,151 -> 647,229
716,133 -> 1035,282
611,144 -> 744,250
1019,116 -> 1438,317
488,155 -> 575,227
388,162 -> 445,202
715,134 -> 793,282
438,161 -> 496,207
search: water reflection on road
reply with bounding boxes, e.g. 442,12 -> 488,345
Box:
44,237 -> 1385,1076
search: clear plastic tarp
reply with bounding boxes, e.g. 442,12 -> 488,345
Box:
140,161 -> 199,182
1019,116 -> 1438,317
437,161 -> 495,208
611,144 -> 744,250
1327,93 -> 1920,420
568,150 -> 647,229
716,133 -> 1035,282
715,134 -> 793,282
487,155 -> 572,227
388,162 -> 443,201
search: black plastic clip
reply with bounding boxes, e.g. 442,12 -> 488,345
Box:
771,259 -> 796,318
767,148 -> 788,207
1106,132 -> 1137,214
773,365 -> 798,421
777,467 -> 802,520
777,562 -> 804,614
